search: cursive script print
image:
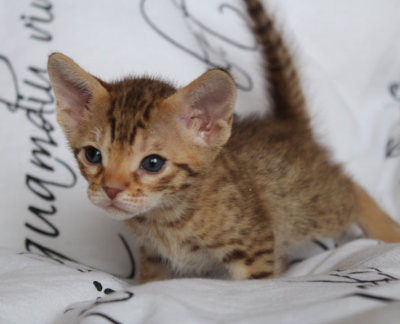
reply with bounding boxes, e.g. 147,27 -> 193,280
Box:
140,0 -> 257,91
386,80 -> 400,158
389,81 -> 400,103
19,234 -> 135,279
20,0 -> 54,42
64,290 -> 135,324
345,292 -> 399,303
306,267 -> 399,290
0,54 -> 78,261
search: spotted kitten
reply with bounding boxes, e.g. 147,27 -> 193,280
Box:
48,0 -> 400,283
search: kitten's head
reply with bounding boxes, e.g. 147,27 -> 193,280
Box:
48,53 -> 236,220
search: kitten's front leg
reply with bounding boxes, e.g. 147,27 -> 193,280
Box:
138,245 -> 173,284
223,247 -> 279,280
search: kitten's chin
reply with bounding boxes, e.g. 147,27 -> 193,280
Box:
105,205 -> 137,221
92,197 -> 161,221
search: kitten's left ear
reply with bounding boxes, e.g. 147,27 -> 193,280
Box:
47,53 -> 109,132
165,69 -> 236,147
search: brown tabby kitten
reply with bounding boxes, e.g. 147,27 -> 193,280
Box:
48,0 -> 400,283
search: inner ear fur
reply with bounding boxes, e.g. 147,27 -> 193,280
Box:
47,52 -> 110,133
165,69 -> 237,147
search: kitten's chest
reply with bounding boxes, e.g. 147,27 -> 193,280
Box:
135,221 -> 220,274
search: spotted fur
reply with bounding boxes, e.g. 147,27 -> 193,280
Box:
48,0 -> 400,283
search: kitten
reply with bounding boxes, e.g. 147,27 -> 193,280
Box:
48,0 -> 400,283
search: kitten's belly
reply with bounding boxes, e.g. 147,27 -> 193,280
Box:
159,241 -> 223,277
131,220 -> 226,278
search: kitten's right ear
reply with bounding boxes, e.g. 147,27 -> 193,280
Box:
47,53 -> 109,132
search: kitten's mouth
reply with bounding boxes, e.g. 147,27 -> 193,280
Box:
105,203 -> 134,221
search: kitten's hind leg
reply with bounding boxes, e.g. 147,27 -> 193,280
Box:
353,183 -> 400,242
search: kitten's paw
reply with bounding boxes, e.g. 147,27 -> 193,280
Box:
227,259 -> 276,280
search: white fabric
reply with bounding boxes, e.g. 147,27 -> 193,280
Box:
0,240 -> 399,324
1,0 -> 400,323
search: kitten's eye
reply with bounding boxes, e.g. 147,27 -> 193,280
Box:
141,155 -> 166,173
84,146 -> 102,164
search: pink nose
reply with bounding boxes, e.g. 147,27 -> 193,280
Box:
103,186 -> 123,200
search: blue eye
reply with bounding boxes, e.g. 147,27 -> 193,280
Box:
141,155 -> 166,173
84,146 -> 102,164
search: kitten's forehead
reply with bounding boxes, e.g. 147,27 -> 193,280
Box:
104,77 -> 176,144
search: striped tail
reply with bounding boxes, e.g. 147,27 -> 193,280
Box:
243,0 -> 309,125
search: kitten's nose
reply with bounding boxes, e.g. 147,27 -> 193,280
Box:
103,186 -> 123,200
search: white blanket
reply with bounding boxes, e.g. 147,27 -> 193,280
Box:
1,0 -> 400,323
0,240 -> 399,323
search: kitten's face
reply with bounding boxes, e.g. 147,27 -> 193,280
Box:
48,53 -> 236,221
74,91 -> 208,220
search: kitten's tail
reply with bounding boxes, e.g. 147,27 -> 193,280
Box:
353,183 -> 400,242
243,0 -> 309,125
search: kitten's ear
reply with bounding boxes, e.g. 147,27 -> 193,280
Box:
47,53 -> 109,132
166,69 -> 236,147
